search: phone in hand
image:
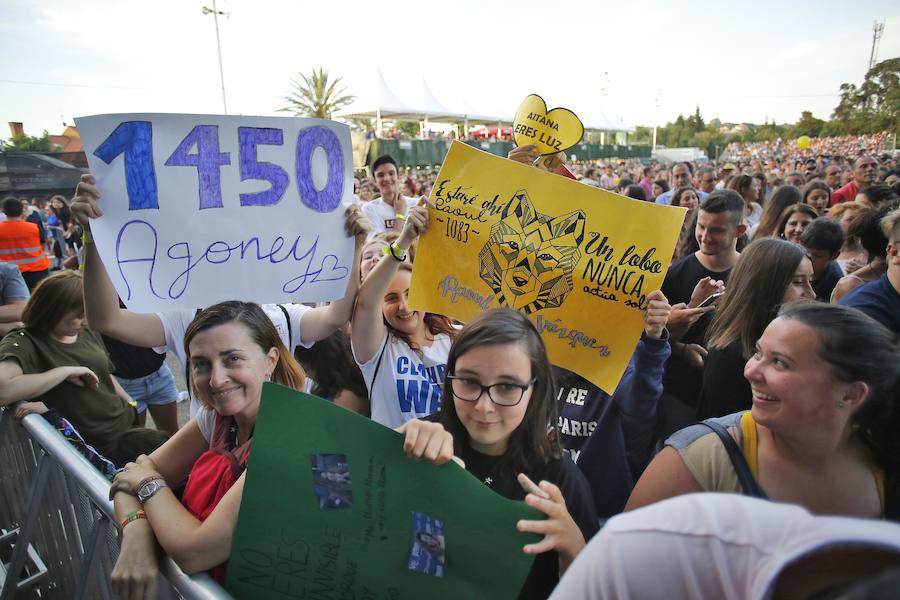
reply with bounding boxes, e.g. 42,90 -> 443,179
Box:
698,291 -> 725,308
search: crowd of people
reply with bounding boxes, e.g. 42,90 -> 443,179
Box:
0,134 -> 898,599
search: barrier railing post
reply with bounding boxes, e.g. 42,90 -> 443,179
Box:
73,511 -> 110,600
0,450 -> 51,600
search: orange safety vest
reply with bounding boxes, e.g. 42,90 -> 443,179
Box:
0,220 -> 51,273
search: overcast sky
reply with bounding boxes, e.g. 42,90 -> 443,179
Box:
2,0 -> 898,137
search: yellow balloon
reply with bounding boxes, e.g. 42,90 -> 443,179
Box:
797,136 -> 811,150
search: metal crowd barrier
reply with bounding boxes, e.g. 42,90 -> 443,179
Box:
0,408 -> 234,599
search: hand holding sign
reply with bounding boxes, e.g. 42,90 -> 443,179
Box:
513,95 -> 584,156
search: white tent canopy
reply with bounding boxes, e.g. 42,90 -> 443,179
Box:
339,71 -> 632,133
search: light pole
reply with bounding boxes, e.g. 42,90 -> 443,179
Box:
202,1 -> 228,114
652,88 -> 661,152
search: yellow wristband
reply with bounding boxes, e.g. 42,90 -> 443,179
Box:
394,213 -> 406,221
82,231 -> 94,245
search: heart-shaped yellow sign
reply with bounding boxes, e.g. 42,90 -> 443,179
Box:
513,94 -> 584,155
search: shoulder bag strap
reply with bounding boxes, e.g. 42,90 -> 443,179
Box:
702,419 -> 768,499
368,336 -> 389,393
277,304 -> 293,350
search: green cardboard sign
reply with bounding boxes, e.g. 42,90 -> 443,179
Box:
226,383 -> 542,599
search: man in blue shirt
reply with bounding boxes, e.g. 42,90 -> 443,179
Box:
655,162 -> 709,206
0,261 -> 29,335
839,208 -> 900,335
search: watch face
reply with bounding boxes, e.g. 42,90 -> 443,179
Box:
139,480 -> 160,502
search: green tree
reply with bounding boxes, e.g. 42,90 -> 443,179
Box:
279,67 -> 355,119
4,131 -> 52,151
395,121 -> 420,138
829,57 -> 899,134
790,111 -> 825,138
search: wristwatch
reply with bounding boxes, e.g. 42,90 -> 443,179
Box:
137,478 -> 168,503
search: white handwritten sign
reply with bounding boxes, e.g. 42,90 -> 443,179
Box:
75,114 -> 354,312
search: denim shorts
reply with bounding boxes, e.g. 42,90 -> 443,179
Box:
115,363 -> 179,413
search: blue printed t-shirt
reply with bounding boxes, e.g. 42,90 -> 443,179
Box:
355,333 -> 451,428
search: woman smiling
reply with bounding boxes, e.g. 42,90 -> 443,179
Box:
627,303 -> 899,520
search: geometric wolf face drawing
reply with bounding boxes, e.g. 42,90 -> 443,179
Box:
479,190 -> 586,315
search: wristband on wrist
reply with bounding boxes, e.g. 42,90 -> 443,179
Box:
388,242 -> 407,262
120,509 -> 147,530
394,213 -> 406,221
82,230 -> 94,245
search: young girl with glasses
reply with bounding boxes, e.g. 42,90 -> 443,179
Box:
399,308 -> 598,600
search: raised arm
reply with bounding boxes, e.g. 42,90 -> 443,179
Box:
351,200 -> 428,363
71,174 -> 166,347
299,205 -> 370,344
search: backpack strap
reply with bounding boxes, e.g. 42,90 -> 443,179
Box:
702,419 -> 768,499
368,336 -> 389,394
277,304 -> 293,350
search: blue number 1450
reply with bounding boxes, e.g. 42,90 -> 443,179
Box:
93,121 -> 343,213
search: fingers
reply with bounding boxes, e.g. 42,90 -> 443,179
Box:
646,289 -> 667,304
508,145 -> 539,165
399,421 -> 419,454
516,473 -> 550,499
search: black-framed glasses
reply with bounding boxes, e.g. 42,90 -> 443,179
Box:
446,376 -> 536,407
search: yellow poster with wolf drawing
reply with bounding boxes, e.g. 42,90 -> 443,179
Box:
408,141 -> 686,393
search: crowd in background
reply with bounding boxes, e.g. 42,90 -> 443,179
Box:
1,131 -> 899,598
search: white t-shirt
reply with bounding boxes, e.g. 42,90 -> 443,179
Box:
196,407 -> 216,443
550,493 -> 900,600
155,303 -> 313,417
354,332 -> 451,428
362,196 -> 418,235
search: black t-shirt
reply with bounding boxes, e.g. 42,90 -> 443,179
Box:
101,334 -> 166,379
460,445 -> 599,600
660,253 -> 733,407
696,340 -> 752,420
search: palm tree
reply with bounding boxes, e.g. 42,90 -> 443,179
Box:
279,67 -> 355,119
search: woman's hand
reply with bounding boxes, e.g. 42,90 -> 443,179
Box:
396,199 -> 429,249
70,174 -> 102,229
666,302 -> 714,333
61,366 -> 99,389
396,419 -> 455,465
13,401 -> 48,418
110,455 -> 163,499
507,144 -> 566,172
508,144 -> 541,166
110,523 -> 159,600
344,204 -> 371,246
682,343 -> 708,369
643,290 -> 672,339
515,474 -> 585,570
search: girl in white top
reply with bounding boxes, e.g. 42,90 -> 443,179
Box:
351,200 -> 456,428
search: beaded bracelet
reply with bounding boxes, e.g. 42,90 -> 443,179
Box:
120,509 -> 147,530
